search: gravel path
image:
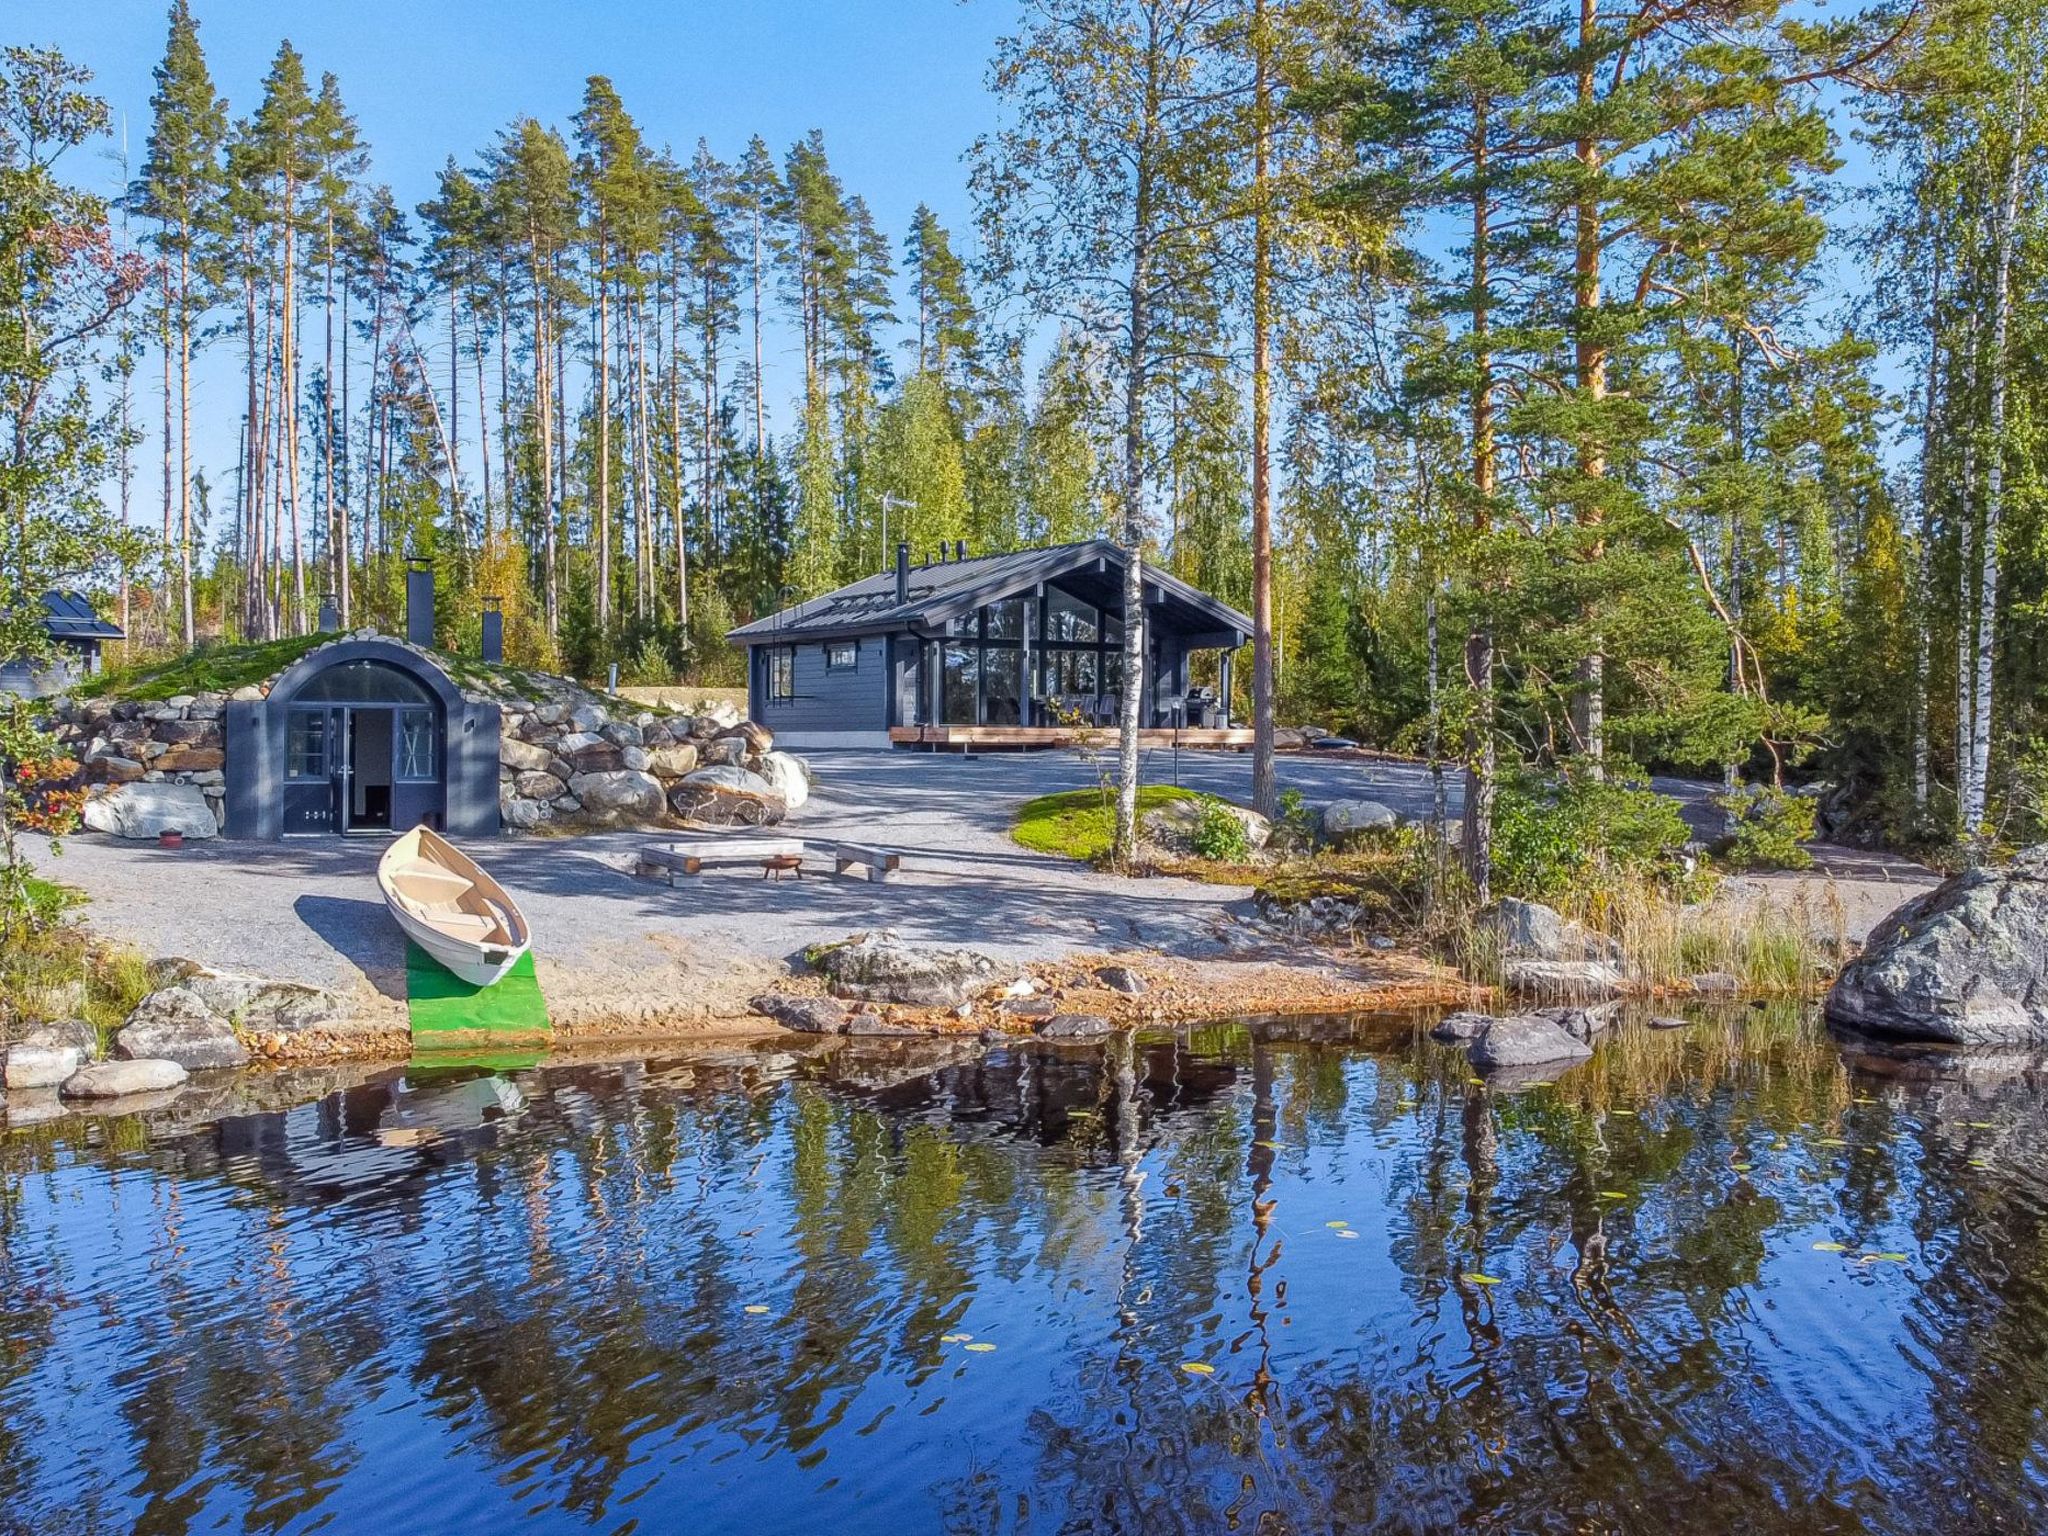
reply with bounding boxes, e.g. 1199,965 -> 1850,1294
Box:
24,747 -> 1936,1023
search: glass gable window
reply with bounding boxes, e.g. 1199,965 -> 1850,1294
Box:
1046,589 -> 1099,643
942,643 -> 980,722
293,660 -> 435,705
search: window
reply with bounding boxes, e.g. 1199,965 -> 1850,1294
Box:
767,647 -> 795,702
984,646 -> 1023,725
942,643 -> 980,723
292,660 -> 435,705
1047,649 -> 1096,697
397,709 -> 437,780
825,641 -> 858,671
286,711 -> 326,779
984,597 -> 1024,642
1046,589 -> 1099,643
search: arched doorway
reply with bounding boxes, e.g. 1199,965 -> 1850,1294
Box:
279,659 -> 445,837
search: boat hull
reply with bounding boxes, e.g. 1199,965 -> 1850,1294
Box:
393,904 -> 527,987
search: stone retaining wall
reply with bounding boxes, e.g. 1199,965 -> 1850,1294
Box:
46,693 -> 235,828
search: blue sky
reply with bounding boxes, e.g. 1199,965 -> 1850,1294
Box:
17,0 -> 1014,496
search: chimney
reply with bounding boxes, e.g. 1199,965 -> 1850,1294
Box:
480,596 -> 504,663
405,556 -> 434,647
954,539 -> 967,562
317,595 -> 339,633
895,543 -> 910,605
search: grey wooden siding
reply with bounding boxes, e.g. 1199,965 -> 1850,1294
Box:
751,633 -> 891,734
0,650 -> 84,698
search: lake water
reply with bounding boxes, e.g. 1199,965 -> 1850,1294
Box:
4,1008 -> 2047,1535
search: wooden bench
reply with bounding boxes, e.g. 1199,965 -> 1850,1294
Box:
636,838 -> 805,882
816,840 -> 903,884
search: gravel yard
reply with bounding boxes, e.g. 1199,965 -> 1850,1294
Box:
23,746 -> 1935,1032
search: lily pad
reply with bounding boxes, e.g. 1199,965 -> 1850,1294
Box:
1462,1272 -> 1503,1285
1598,1190 -> 1629,1200
941,1332 -> 974,1343
1859,1251 -> 1909,1264
964,1341 -> 998,1352
1180,1361 -> 1216,1376
744,1304 -> 772,1315
1731,1162 -> 1753,1172
1812,1241 -> 1848,1253
1326,1220 -> 1350,1229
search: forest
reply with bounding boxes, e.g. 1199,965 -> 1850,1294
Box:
3,0 -> 2044,884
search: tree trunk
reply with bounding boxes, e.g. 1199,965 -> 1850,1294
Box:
1965,77 -> 2029,847
282,179 -> 307,634
1249,0 -> 1277,822
1570,0 -> 1607,775
1910,242 -> 1941,823
177,238 -> 194,647
596,244 -> 613,636
1461,89 -> 1497,900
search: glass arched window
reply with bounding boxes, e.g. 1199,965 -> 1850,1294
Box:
291,660 -> 436,706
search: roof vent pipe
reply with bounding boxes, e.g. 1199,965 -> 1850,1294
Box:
955,539 -> 967,562
895,542 -> 910,604
405,556 -> 434,647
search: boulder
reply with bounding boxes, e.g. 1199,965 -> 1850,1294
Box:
601,720 -> 645,748
814,929 -> 1019,1009
154,746 -> 224,773
156,718 -> 215,744
1319,799 -> 1401,845
717,720 -> 774,754
1038,1013 -> 1114,1040
4,1044 -> 84,1090
699,699 -> 744,729
1826,845 -> 2048,1043
755,751 -> 811,812
701,735 -> 747,768
1476,897 -> 1622,963
1429,1010 -> 1494,1042
152,971 -> 350,1039
20,1018 -> 97,1054
81,782 -> 219,840
83,754 -> 145,785
1690,971 -> 1741,995
1002,997 -> 1058,1020
555,731 -> 603,756
750,993 -> 849,1034
1502,958 -> 1627,1002
503,798 -> 544,831
569,741 -> 626,774
566,769 -> 667,825
115,987 -> 250,1069
1140,796 -> 1272,855
499,736 -> 556,774
62,1058 -> 189,1099
513,770 -> 568,801
618,744 -> 650,773
567,702 -> 608,733
645,743 -> 700,779
1468,1011 -> 1595,1071
669,765 -> 786,827
1095,965 -> 1147,996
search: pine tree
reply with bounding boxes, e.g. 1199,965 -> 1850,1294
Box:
131,0 -> 226,649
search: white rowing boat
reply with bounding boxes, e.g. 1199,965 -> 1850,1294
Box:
377,826 -> 531,987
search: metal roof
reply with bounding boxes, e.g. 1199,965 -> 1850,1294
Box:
38,590 -> 123,641
727,539 -> 1253,645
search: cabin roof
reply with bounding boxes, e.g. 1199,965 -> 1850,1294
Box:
727,539 -> 1252,645
38,590 -> 123,642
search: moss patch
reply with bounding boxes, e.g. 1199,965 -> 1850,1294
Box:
72,632 -> 330,701
1011,785 -> 1202,862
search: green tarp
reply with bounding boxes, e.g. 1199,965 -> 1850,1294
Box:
406,942 -> 551,1050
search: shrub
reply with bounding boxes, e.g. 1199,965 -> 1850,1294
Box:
1190,797 -> 1253,861
1714,785 -> 1816,870
1491,767 -> 1695,901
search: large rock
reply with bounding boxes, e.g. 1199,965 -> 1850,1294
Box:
4,1044 -> 84,1089
499,736 -> 556,774
1476,897 -> 1622,962
756,751 -> 812,812
115,986 -> 250,1069
566,769 -> 667,825
81,782 -> 219,840
135,970 -> 350,1044
645,743 -> 700,779
700,735 -> 747,768
814,929 -> 1019,1009
1140,796 -> 1272,856
154,746 -> 224,773
83,754 -> 145,785
1502,958 -> 1627,1001
1468,1010 -> 1596,1071
513,770 -> 568,801
1827,845 -> 2048,1043
750,993 -> 850,1034
717,720 -> 774,754
568,741 -> 626,775
668,765 -> 787,827
62,1058 -> 189,1099
1319,799 -> 1401,845
1429,1010 -> 1494,1042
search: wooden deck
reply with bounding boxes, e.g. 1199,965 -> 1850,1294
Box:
890,724 -> 1255,750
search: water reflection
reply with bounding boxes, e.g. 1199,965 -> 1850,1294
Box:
5,1009 -> 2048,1534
